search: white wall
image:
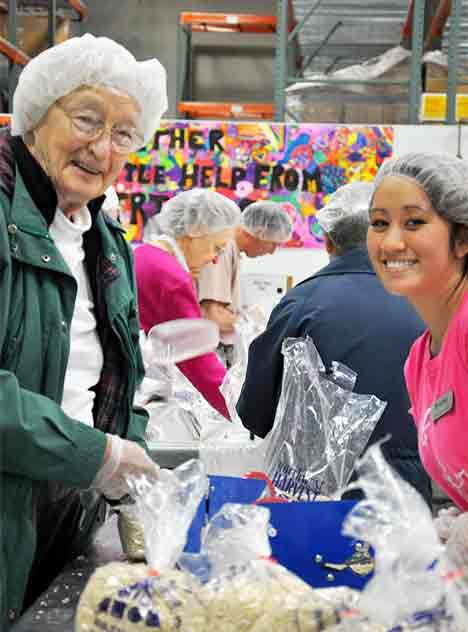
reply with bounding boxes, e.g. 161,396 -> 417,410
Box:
240,123 -> 468,287
240,247 -> 328,286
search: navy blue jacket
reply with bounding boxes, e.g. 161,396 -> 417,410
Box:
237,249 -> 425,458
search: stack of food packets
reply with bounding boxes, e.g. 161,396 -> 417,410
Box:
77,458 -> 358,631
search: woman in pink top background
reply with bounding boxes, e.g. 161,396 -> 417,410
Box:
134,188 -> 241,419
366,153 -> 468,514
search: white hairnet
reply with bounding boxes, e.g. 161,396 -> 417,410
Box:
154,188 -> 241,237
11,34 -> 167,145
102,185 -> 120,212
316,181 -> 373,234
241,201 -> 292,242
373,152 -> 468,227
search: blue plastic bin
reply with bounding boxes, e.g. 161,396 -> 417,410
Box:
207,474 -> 373,590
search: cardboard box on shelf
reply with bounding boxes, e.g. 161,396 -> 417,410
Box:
425,61 -> 468,95
0,11 -> 70,58
286,93 -> 409,125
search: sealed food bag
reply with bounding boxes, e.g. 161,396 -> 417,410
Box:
197,503 -> 345,631
341,443 -> 468,631
75,459 -> 208,631
263,337 -> 386,500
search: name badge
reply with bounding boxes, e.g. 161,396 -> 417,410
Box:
430,391 -> 454,423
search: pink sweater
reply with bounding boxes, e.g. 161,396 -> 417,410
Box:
405,290 -> 468,509
134,244 -> 229,419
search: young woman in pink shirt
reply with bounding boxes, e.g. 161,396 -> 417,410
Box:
134,188 -> 241,419
367,153 -> 468,510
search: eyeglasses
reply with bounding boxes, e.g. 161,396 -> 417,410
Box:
56,104 -> 144,154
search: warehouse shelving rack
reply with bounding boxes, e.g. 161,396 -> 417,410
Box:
175,0 -> 465,125
176,5 -> 298,120
274,0 -> 465,124
2,0 -> 88,110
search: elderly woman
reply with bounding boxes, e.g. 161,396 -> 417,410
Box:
0,34 -> 166,627
135,188 -> 241,419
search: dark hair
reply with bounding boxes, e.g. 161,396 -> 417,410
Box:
328,214 -> 369,255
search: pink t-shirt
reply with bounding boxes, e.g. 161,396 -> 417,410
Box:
134,244 -> 229,420
405,290 -> 468,509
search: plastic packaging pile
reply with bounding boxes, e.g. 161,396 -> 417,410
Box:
76,459 -> 356,631
285,45 -> 411,124
263,337 -> 386,500
199,306 -> 268,476
326,444 -> 468,631
137,319 -> 227,444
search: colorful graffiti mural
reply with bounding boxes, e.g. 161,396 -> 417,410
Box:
115,121 -> 393,247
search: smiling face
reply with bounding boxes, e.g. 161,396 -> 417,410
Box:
28,86 -> 141,214
179,228 -> 233,278
367,175 -> 468,302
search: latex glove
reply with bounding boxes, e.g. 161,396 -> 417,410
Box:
445,512 -> 468,568
91,434 -> 159,500
434,505 -> 462,542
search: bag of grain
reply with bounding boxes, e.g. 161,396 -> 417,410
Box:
75,459 -> 208,631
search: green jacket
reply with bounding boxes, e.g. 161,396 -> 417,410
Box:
0,165 -> 148,628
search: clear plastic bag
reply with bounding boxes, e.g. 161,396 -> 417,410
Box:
138,321 -> 226,444
435,506 -> 462,544
194,503 -> 345,631
341,443 -> 468,631
220,304 -> 267,425
75,460 -> 208,631
445,512 -> 468,571
146,318 -> 220,365
263,337 -> 386,500
199,306 -> 268,476
145,399 -> 201,443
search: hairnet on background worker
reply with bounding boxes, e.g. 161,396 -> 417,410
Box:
241,200 -> 293,242
145,188 -> 241,240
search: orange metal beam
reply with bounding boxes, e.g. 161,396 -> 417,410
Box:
178,101 -> 274,120
425,0 -> 451,48
67,0 -> 89,21
180,12 -> 277,34
401,0 -> 452,51
401,0 -> 415,40
0,36 -> 29,65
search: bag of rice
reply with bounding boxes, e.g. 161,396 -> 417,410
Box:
75,459 -> 208,631
194,503 -> 347,631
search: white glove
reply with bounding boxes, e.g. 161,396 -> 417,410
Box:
445,511 -> 468,568
91,434 -> 159,500
434,505 -> 462,542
